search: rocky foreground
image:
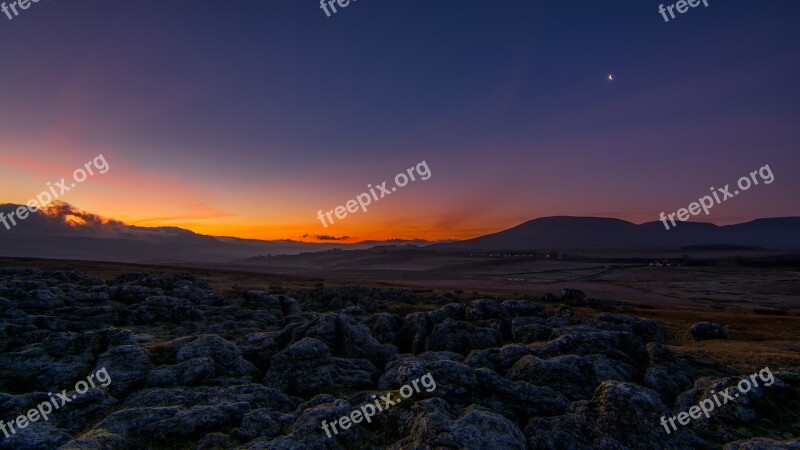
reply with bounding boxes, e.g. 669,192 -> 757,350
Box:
0,268 -> 798,449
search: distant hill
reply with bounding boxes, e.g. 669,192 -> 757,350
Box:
0,203 -> 441,264
430,216 -> 800,251
4,203 -> 799,263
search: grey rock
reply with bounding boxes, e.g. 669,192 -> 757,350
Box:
196,432 -> 238,449
473,367 -> 568,422
507,354 -> 637,401
502,299 -> 548,319
424,318 -> 502,355
690,322 -> 728,341
264,338 -> 334,395
464,343 -> 534,374
390,398 -> 527,450
0,421 -> 70,450
94,345 -> 153,398
239,332 -> 280,371
124,384 -> 295,413
561,288 -> 587,300
596,312 -> 667,343
724,437 -> 800,449
644,342 -> 696,406
525,381 -> 706,449
465,298 -> 505,320
230,408 -> 283,441
129,295 -> 202,323
176,334 -> 258,378
512,316 -> 552,343
147,357 -> 216,387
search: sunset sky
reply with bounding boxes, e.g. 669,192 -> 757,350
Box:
1,1 -> 799,242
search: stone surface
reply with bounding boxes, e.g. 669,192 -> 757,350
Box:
0,268 -> 794,449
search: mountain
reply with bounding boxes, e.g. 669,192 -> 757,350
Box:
0,203 -> 440,263
430,216 -> 800,251
4,202 -> 798,264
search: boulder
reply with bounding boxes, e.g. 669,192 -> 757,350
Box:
525,381 -> 706,449
425,318 -> 502,355
644,342 -> 696,406
94,345 -> 154,398
690,322 -> 728,341
175,334 -> 258,378
390,398 -> 527,450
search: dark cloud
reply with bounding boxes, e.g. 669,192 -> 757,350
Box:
302,234 -> 352,241
42,201 -> 126,229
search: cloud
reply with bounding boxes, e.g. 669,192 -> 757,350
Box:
42,201 -> 127,229
34,201 -> 204,240
128,203 -> 235,224
301,234 -> 353,241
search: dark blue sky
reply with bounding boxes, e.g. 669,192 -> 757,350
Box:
1,0 -> 798,240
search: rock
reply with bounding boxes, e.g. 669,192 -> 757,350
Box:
285,313 -> 398,370
465,298 -> 505,320
473,367 -> 568,422
143,402 -> 250,444
196,432 -> 238,449
239,332 -> 280,371
72,406 -> 183,447
507,354 -> 637,401
379,354 -> 478,403
110,284 -> 162,304
23,289 -> 66,309
364,313 -> 403,345
596,312 -> 667,343
245,398 -> 370,449
548,305 -> 574,327
0,296 -> 12,312
464,344 -> 534,374
264,338 -> 336,395
129,296 -> 202,323
48,387 -> 118,434
94,345 -> 154,398
330,357 -> 379,390
540,329 -> 648,369
502,299 -> 548,319
561,289 -> 587,300
674,371 -> 797,444
425,318 -> 502,355
690,322 -> 728,341
123,384 -> 295,413
0,347 -> 94,393
644,342 -> 696,406
42,328 -> 137,358
147,357 -> 216,387
525,381 -> 706,449
176,334 -> 258,378
340,306 -> 364,315
390,398 -> 527,449
395,312 -> 431,354
1,268 -> 795,449
356,296 -> 377,313
241,291 -> 301,319
0,421 -> 71,450
724,437 -> 800,449
268,336 -> 378,395
230,408 -> 283,442
512,317 -> 552,343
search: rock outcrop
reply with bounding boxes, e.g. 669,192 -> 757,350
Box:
0,268 -> 796,449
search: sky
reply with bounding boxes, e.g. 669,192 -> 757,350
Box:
1,0 -> 799,242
